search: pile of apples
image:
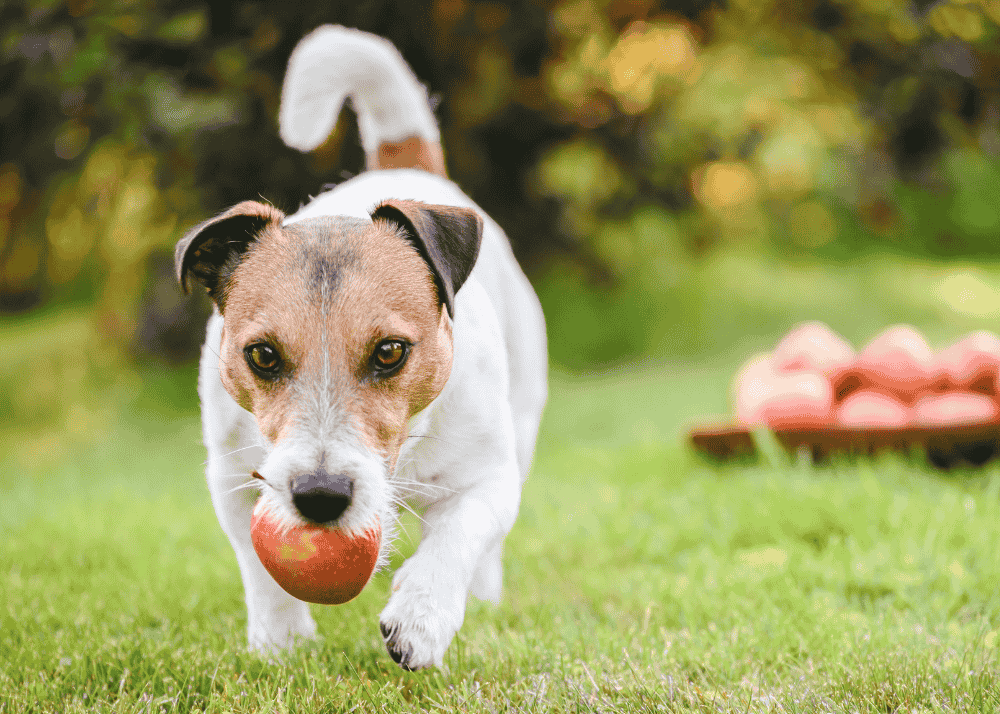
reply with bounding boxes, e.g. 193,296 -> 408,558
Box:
734,322 -> 1000,431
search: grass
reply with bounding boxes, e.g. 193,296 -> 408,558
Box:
3,252 -> 1000,712
3,361 -> 999,712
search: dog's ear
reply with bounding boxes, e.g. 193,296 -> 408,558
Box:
175,201 -> 285,307
370,200 -> 483,317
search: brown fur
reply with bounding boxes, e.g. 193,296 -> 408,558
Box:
217,214 -> 452,466
370,138 -> 447,177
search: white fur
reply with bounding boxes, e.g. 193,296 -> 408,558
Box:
278,25 -> 440,153
199,27 -> 547,670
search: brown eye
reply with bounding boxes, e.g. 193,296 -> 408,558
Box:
244,343 -> 282,377
372,339 -> 409,373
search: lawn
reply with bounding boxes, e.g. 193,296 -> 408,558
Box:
3,255 -> 1000,712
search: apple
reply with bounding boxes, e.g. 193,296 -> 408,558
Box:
755,373 -> 834,429
835,389 -> 912,428
772,321 -> 855,375
851,325 -> 936,398
935,330 -> 1000,393
734,355 -> 833,429
733,352 -> 776,425
250,499 -> 380,605
913,391 -> 998,427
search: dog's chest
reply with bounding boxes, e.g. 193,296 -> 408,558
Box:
392,406 -> 461,507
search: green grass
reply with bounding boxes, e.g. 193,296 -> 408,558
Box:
4,250 -> 1000,712
2,360 -> 1000,713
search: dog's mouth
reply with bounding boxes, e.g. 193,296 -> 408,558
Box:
248,438 -> 395,572
250,472 -> 383,539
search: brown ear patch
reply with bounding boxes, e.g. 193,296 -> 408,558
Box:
370,200 -> 482,317
175,201 -> 286,308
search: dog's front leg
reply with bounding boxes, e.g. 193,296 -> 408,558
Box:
379,461 -> 521,670
201,365 -> 318,653
206,444 -> 319,653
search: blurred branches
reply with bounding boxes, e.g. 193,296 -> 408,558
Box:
0,0 -> 567,323
2,0 -> 1000,370
540,0 -> 1000,261
531,0 -> 1000,364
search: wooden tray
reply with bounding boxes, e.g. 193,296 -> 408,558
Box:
689,420 -> 1000,468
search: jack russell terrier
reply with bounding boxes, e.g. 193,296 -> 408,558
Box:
175,25 -> 547,670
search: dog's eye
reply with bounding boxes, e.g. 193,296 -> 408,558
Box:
244,343 -> 282,377
371,339 -> 409,373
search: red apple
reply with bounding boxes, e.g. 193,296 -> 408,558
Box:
913,391 -> 998,427
755,373 -> 834,429
734,354 -> 833,429
836,389 -> 912,428
733,353 -> 776,425
772,321 -> 855,375
935,330 -> 1000,393
851,325 -> 936,398
250,499 -> 380,605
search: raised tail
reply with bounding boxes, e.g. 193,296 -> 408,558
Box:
279,25 -> 446,176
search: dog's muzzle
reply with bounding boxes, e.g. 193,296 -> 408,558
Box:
291,469 -> 353,523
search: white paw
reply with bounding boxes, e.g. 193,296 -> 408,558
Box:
247,603 -> 317,653
378,563 -> 466,670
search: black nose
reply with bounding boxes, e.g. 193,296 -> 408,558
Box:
291,470 -> 353,524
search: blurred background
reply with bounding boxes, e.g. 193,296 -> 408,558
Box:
4,0 -> 1000,459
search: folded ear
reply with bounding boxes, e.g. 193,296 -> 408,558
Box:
175,201 -> 285,308
370,200 -> 483,317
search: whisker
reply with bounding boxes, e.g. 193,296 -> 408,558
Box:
405,433 -> 458,448
203,341 -> 233,371
389,455 -> 416,482
390,480 -> 458,496
223,480 -> 263,496
392,498 -> 428,527
204,444 -> 267,463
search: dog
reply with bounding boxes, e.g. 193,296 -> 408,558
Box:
174,25 -> 547,671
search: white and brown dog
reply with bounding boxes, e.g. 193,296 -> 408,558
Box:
175,26 -> 547,670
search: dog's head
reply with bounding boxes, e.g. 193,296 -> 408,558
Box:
176,199 -> 482,542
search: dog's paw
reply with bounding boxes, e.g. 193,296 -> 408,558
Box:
247,604 -> 317,654
378,566 -> 466,670
378,609 -> 453,671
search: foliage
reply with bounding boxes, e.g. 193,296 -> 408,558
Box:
527,0 -> 1000,364
3,0 -> 1000,369
540,0 -> 1000,256
0,0 -> 561,316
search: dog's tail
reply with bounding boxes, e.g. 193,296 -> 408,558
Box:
278,25 -> 446,176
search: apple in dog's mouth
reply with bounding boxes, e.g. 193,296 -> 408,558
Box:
250,498 -> 380,605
